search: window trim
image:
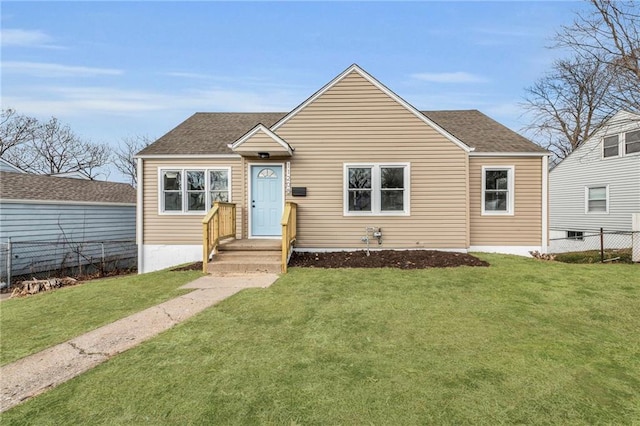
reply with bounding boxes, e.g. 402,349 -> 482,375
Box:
158,167 -> 232,215
585,185 -> 609,214
481,165 -> 515,216
567,230 -> 584,241
343,162 -> 410,216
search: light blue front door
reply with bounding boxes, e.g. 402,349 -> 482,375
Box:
251,165 -> 283,236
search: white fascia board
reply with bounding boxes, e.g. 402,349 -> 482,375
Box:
270,64 -> 472,153
0,199 -> 135,207
230,124 -> 293,153
470,152 -> 550,157
134,154 -> 241,159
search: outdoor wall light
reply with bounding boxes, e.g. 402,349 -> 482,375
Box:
258,152 -> 270,159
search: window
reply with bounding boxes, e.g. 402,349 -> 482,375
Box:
482,166 -> 514,215
344,164 -> 409,215
586,186 -> 607,213
603,135 -> 619,158
160,168 -> 231,213
567,231 -> 584,240
625,130 -> 640,155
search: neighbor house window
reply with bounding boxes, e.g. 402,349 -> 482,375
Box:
344,163 -> 409,215
603,135 -> 619,158
160,168 -> 231,214
586,186 -> 608,213
567,231 -> 584,240
625,130 -> 640,155
482,166 -> 514,215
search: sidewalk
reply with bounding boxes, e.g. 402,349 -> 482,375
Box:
0,273 -> 279,413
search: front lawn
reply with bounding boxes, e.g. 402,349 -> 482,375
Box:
0,269 -> 202,366
3,254 -> 639,424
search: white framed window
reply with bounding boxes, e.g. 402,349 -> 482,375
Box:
343,163 -> 410,216
625,130 -> 640,155
481,166 -> 514,215
603,135 -> 620,158
585,185 -> 608,213
567,230 -> 584,240
159,168 -> 231,214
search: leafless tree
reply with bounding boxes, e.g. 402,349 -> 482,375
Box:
111,134 -> 153,186
556,0 -> 639,110
2,114 -> 110,179
0,109 -> 38,157
523,56 -> 614,160
523,0 -> 639,163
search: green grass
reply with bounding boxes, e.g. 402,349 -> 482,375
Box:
555,248 -> 633,264
0,269 -> 202,366
3,254 -> 639,424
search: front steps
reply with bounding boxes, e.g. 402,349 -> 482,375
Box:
207,239 -> 281,274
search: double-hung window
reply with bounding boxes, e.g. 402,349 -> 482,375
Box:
625,130 -> 640,155
586,186 -> 608,213
160,168 -> 231,213
482,166 -> 514,215
344,163 -> 409,215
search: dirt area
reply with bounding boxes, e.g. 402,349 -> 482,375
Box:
289,250 -> 489,269
172,262 -> 203,271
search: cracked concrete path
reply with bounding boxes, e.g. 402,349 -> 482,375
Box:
0,273 -> 278,413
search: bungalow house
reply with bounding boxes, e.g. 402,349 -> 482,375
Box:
549,110 -> 640,254
136,64 -> 549,273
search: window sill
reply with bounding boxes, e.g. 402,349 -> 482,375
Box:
344,211 -> 410,217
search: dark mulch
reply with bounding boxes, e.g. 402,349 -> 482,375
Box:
171,261 -> 204,272
289,250 -> 489,269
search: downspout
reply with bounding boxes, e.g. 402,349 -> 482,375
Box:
136,157 -> 144,273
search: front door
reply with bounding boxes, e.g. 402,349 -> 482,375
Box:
250,165 -> 283,237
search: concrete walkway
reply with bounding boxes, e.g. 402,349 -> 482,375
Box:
0,273 -> 279,413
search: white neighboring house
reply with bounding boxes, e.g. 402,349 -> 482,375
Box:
549,110 -> 640,252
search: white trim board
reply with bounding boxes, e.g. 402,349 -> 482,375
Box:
135,154 -> 241,159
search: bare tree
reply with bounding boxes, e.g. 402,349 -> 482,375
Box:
556,0 -> 640,111
111,134 -> 153,186
0,109 -> 38,157
2,114 -> 110,179
523,56 -> 614,160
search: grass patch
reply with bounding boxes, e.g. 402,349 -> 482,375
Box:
3,255 -> 639,424
555,248 -> 633,264
0,269 -> 202,365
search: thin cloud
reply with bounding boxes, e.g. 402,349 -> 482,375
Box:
1,29 -> 63,49
163,71 -> 213,79
411,72 -> 488,84
2,61 -> 123,78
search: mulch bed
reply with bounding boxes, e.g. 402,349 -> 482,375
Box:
289,250 -> 488,269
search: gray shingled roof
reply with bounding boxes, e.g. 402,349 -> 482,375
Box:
138,109 -> 546,156
422,110 -> 547,153
0,171 -> 136,204
137,112 -> 286,156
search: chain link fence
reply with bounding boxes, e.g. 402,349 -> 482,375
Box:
0,239 -> 137,289
549,228 -> 639,263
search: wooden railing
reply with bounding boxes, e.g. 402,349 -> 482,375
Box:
202,202 -> 236,273
281,202 -> 298,273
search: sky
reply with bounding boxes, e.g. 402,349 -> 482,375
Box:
2,1 -> 589,182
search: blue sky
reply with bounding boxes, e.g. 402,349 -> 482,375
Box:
2,1 -> 587,181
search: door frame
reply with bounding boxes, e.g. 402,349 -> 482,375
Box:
247,162 -> 285,239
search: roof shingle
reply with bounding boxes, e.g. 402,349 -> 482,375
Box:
0,172 -> 136,204
137,110 -> 546,156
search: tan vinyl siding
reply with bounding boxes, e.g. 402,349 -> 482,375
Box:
234,131 -> 288,154
142,158 -> 243,244
470,157 -> 543,246
274,70 -> 469,249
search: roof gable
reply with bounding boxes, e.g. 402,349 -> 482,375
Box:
230,124 -> 293,157
271,64 -> 472,152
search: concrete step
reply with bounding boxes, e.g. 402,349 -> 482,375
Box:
215,251 -> 281,261
219,239 -> 281,251
207,259 -> 281,274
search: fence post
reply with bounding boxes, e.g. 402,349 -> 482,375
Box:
600,227 -> 604,263
7,237 -> 12,289
101,243 -> 105,274
633,214 -> 640,263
